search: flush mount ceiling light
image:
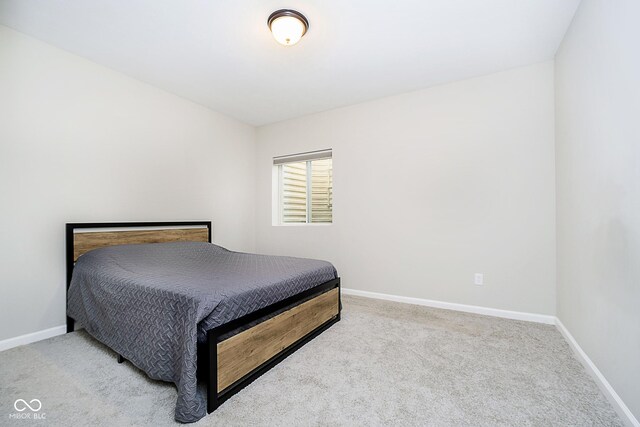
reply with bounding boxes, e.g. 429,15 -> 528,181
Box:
267,9 -> 309,46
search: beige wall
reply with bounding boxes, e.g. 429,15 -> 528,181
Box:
0,26 -> 256,341
555,0 -> 640,420
256,62 -> 556,316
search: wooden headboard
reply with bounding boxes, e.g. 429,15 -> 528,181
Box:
65,221 -> 211,333
71,227 -> 210,262
66,221 -> 211,282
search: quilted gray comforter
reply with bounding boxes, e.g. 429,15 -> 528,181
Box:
67,241 -> 337,423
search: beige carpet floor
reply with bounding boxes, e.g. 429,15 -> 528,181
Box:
0,295 -> 623,426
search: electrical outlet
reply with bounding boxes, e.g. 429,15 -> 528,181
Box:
474,273 -> 484,286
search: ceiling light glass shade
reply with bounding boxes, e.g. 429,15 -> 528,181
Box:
268,10 -> 309,46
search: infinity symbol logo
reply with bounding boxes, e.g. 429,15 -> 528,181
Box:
14,399 -> 42,412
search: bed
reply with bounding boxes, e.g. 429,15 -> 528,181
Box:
65,221 -> 341,423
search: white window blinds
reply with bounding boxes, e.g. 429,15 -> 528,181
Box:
273,149 -> 332,165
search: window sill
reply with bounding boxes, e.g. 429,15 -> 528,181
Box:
272,223 -> 333,227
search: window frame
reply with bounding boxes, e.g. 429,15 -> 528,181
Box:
272,150 -> 333,226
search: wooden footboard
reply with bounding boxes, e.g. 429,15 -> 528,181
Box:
207,279 -> 341,412
217,287 -> 339,393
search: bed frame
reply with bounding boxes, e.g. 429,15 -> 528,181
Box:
65,221 -> 341,414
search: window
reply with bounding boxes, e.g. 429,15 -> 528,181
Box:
273,149 -> 333,224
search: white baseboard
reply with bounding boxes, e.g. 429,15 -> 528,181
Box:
555,318 -> 639,427
341,287 -> 556,324
0,325 -> 67,352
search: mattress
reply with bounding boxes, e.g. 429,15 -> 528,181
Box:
67,241 -> 337,423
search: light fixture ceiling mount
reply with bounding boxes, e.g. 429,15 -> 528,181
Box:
268,9 -> 309,46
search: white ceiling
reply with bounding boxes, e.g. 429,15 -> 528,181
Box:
0,0 -> 580,126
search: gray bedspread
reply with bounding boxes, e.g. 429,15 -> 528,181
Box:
67,241 -> 337,423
